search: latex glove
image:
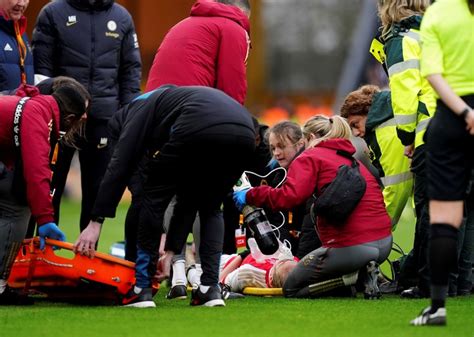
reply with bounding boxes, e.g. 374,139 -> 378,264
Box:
233,188 -> 250,211
73,221 -> 102,258
38,222 -> 66,250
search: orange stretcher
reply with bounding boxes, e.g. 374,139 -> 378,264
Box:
7,238 -> 157,304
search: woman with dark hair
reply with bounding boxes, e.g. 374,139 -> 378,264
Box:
411,0 -> 474,326
0,81 -> 89,305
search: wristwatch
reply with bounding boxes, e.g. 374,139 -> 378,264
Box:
460,107 -> 471,119
91,216 -> 105,224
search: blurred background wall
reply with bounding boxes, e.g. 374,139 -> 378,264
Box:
25,0 -> 386,124
25,0 -> 387,199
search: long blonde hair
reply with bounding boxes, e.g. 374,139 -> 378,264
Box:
378,0 -> 430,40
302,115 -> 351,148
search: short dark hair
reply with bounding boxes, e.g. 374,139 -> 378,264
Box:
216,0 -> 251,13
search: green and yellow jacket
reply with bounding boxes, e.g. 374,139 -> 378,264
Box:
371,15 -> 436,148
364,91 -> 413,229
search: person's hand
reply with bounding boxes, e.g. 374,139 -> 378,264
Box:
73,221 -> 102,258
38,222 -> 66,250
155,251 -> 175,282
404,144 -> 414,159
465,108 -> 474,135
158,233 -> 167,257
233,188 -> 250,211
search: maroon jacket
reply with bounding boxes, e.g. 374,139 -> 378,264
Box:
246,138 -> 392,248
145,0 -> 250,104
0,85 -> 60,225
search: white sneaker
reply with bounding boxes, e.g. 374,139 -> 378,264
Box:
410,306 -> 446,326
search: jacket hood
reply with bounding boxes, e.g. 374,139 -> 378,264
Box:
66,0 -> 114,11
0,11 -> 27,34
15,84 -> 40,98
190,1 -> 250,34
315,138 -> 356,155
398,15 -> 422,30
15,84 -> 61,138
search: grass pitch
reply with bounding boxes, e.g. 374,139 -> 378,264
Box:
1,199 -> 472,337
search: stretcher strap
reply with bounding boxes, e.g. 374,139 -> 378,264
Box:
22,240 -> 39,294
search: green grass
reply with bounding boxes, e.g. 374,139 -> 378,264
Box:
56,198 -> 130,253
2,199 -> 472,337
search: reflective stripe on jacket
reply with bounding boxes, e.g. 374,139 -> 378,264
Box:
376,16 -> 437,148
365,91 -> 413,229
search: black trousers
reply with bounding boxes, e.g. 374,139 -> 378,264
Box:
136,125 -> 255,287
53,118 -> 111,231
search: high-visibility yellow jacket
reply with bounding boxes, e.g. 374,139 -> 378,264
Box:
364,91 -> 413,229
371,15 -> 437,148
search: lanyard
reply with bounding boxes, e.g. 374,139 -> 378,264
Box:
13,97 -> 30,149
14,21 -> 27,84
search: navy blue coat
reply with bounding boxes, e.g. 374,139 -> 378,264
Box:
0,15 -> 34,91
32,0 -> 141,120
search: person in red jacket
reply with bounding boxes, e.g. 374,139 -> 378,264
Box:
145,0 -> 251,104
234,115 -> 393,298
143,0 -> 251,299
0,80 -> 89,305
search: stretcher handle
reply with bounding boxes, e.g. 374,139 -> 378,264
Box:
27,238 -> 135,268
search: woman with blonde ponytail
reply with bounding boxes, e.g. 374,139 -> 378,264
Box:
233,114 -> 392,299
302,115 -> 351,148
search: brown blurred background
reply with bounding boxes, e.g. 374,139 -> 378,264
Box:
25,0 -> 268,113
26,0 -> 385,125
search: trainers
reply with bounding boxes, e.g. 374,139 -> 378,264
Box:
410,306 -> 446,326
166,285 -> 188,300
364,261 -> 381,299
190,285 -> 225,307
401,286 -> 429,299
220,283 -> 245,300
0,287 -> 34,305
122,287 -> 156,308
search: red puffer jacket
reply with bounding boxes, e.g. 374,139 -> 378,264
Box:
145,0 -> 250,104
0,85 -> 60,225
246,138 -> 392,248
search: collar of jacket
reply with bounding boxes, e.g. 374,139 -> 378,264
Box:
190,1 -> 250,34
385,15 -> 422,41
365,91 -> 393,132
314,138 -> 356,155
66,0 -> 114,11
0,12 -> 27,35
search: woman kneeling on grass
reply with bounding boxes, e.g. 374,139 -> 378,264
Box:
234,115 -> 393,298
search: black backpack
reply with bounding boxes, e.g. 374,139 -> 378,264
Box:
311,150 -> 366,225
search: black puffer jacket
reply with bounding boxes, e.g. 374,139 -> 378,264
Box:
32,0 -> 141,119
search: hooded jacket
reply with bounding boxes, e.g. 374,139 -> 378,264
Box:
145,1 -> 250,105
246,138 -> 392,248
0,12 -> 34,91
32,0 -> 141,120
0,85 -> 60,225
